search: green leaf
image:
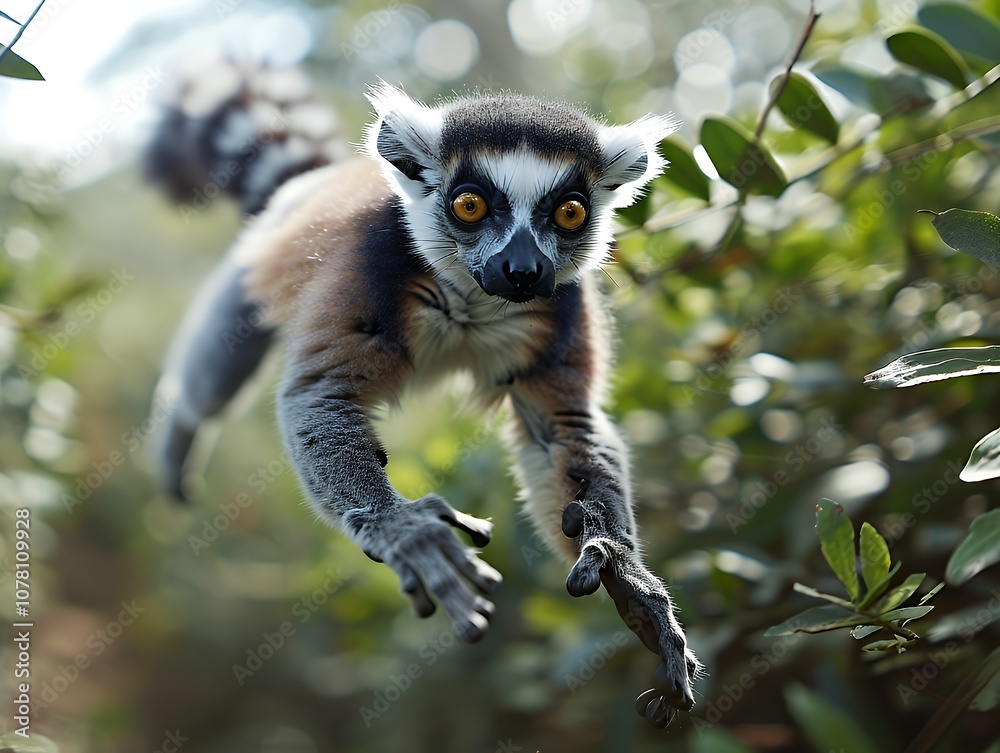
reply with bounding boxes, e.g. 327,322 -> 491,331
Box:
918,3 -> 1000,63
0,732 -> 61,752
850,624 -> 883,640
919,581 -> 945,605
961,428 -> 1000,482
857,561 -> 903,612
946,509 -> 1000,584
690,728 -> 756,753
864,346 -> 1000,389
784,684 -> 880,753
872,572 -> 925,613
792,582 -> 856,610
0,45 -> 44,80
886,27 -> 969,89
971,670 -> 1000,712
815,499 -> 859,601
880,605 -> 934,624
859,522 -> 891,592
812,63 -> 878,109
927,208 -> 1000,266
862,638 -> 903,652
764,605 -> 867,636
659,138 -> 710,201
699,116 -> 787,197
772,72 -> 840,143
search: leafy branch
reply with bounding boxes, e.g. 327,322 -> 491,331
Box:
0,0 -> 47,80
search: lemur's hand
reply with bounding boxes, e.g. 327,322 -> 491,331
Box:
361,494 -> 502,643
561,500 -> 701,728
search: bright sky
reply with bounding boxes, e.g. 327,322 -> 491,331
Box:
0,0 -> 311,183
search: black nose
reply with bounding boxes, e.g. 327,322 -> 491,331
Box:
503,258 -> 544,288
478,228 -> 555,302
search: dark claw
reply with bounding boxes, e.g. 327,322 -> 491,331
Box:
635,689 -> 677,729
654,662 -> 694,710
561,501 -> 585,538
439,507 -> 492,547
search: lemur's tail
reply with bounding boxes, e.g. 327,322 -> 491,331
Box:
147,56 -> 345,500
143,54 -> 348,215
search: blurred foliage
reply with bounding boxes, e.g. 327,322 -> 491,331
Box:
2,0 -> 1000,752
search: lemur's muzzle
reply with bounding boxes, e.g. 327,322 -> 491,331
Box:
477,228 -> 555,303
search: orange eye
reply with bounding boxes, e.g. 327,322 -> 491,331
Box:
553,199 -> 587,231
452,192 -> 488,223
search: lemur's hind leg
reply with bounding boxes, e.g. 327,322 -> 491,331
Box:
155,257 -> 274,499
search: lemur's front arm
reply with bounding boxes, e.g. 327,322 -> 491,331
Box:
505,279 -> 699,723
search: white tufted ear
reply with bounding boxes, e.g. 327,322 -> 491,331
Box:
596,114 -> 680,208
362,81 -> 444,184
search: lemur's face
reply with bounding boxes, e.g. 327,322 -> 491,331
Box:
365,84 -> 678,302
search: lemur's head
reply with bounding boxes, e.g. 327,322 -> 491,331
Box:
364,83 -> 678,302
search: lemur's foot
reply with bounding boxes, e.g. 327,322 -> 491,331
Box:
362,494 -> 501,643
562,501 -> 701,728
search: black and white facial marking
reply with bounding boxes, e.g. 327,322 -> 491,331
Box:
363,83 -> 679,301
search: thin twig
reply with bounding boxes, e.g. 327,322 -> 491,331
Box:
0,0 -> 47,66
753,0 -> 821,144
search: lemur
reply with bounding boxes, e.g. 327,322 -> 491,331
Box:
148,60 -> 701,728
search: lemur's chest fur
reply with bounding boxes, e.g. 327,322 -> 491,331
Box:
403,275 -> 549,389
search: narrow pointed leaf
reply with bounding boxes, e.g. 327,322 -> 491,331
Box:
961,429 -> 1000,482
0,10 -> 21,22
659,138 -> 710,201
793,582 -> 856,610
857,561 -> 902,612
887,28 -> 969,89
918,3 -> 1000,62
859,522 -> 891,591
919,581 -> 945,605
880,605 -> 934,624
871,572 -> 925,613
862,639 -> 902,652
700,116 -> 787,197
815,499 -> 859,601
784,684 -> 880,753
946,509 -> 1000,584
764,605 -> 866,636
0,45 -> 44,80
851,624 -> 883,640
865,346 -> 1000,389
772,72 -> 839,143
928,209 -> 1000,267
